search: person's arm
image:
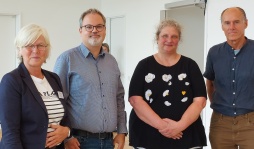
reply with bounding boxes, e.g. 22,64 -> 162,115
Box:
114,67 -> 127,149
54,55 -> 81,149
206,79 -> 214,102
53,55 -> 70,101
129,96 -> 182,139
179,97 -> 206,129
129,96 -> 168,130
113,133 -> 125,149
0,74 -> 23,149
115,76 -> 127,134
159,59 -> 207,138
46,125 -> 70,148
45,73 -> 71,147
159,97 -> 206,137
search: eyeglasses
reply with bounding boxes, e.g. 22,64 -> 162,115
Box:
23,44 -> 47,52
81,24 -> 105,32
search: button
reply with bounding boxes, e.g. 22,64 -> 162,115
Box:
234,112 -> 236,115
233,103 -> 235,106
233,92 -> 235,94
232,80 -> 235,82
232,68 -> 235,71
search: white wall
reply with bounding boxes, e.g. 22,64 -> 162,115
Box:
102,0 -> 171,78
0,0 -> 101,71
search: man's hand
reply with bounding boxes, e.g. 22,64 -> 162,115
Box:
65,137 -> 80,149
113,133 -> 125,149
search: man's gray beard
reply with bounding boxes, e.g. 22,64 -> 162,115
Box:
88,38 -> 102,46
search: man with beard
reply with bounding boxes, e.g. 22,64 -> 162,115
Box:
54,8 -> 127,149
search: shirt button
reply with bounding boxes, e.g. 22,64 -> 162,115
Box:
233,92 -> 235,95
234,112 -> 236,115
232,68 -> 235,71
232,80 -> 235,82
233,103 -> 235,106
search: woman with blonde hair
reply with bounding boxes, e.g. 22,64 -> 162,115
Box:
0,24 -> 70,149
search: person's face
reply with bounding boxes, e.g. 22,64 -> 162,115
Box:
157,26 -> 180,54
79,13 -> 106,47
221,8 -> 247,42
20,35 -> 48,69
102,46 -> 109,53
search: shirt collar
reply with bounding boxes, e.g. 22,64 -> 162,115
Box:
80,43 -> 105,58
225,36 -> 249,50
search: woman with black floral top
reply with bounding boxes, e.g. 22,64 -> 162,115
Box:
128,19 -> 207,149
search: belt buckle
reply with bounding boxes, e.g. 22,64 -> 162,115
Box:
98,133 -> 106,139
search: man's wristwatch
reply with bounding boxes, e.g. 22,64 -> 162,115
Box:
67,128 -> 72,139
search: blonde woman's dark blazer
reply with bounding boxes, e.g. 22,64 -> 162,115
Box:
0,63 -> 69,149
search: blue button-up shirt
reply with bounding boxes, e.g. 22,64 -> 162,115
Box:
53,43 -> 127,133
204,38 -> 254,116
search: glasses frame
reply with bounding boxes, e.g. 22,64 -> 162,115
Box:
22,44 -> 48,52
81,24 -> 105,32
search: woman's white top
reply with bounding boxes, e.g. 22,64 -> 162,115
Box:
31,75 -> 64,133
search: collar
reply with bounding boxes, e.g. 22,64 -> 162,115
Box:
80,43 -> 105,59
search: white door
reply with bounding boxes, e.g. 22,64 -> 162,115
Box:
163,7 -> 205,71
109,16 -> 126,84
107,16 -> 132,126
0,15 -> 17,81
0,14 -> 19,129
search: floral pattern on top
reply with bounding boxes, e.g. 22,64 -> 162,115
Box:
182,91 -> 186,95
163,90 -> 169,97
181,97 -> 188,102
178,73 -> 187,80
129,56 -> 207,148
162,74 -> 172,82
162,74 -> 173,86
145,89 -> 152,101
144,72 -> 191,106
145,89 -> 153,103
145,73 -> 155,83
164,101 -> 171,106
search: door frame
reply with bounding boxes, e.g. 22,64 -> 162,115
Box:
0,12 -> 21,67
